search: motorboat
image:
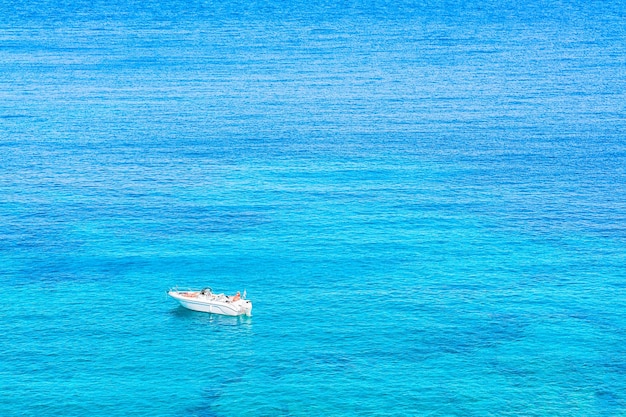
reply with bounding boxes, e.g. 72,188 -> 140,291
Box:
168,287 -> 252,316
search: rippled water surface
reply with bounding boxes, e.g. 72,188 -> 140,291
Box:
1,1 -> 625,415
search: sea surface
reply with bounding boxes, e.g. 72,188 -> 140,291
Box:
1,1 -> 625,416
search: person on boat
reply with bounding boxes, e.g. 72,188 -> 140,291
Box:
232,291 -> 241,301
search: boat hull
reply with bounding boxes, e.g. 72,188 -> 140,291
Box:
168,290 -> 252,316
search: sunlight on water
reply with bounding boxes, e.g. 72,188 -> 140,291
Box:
1,0 -> 625,415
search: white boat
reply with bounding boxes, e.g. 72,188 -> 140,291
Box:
168,287 -> 252,316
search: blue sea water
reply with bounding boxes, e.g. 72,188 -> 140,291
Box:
1,0 -> 626,415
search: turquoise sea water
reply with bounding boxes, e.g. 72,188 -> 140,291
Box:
1,1 -> 626,415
